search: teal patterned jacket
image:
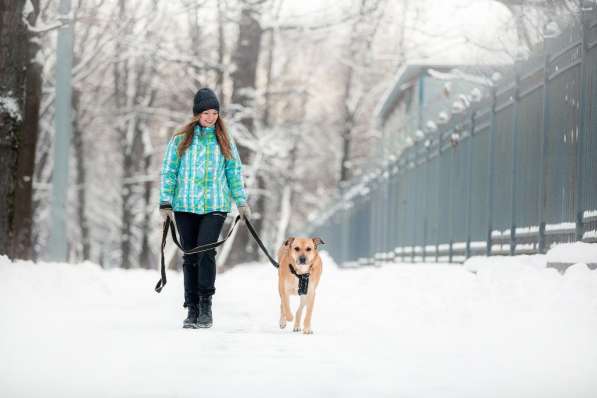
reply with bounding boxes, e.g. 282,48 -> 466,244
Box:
159,125 -> 248,214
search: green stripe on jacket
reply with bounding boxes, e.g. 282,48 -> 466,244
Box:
159,125 -> 248,214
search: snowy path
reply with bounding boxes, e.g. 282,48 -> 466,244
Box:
1,253 -> 597,398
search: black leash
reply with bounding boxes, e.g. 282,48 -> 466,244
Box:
245,218 -> 310,295
155,215 -> 241,293
243,218 -> 279,268
155,214 -> 310,295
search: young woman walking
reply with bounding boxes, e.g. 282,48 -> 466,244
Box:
159,87 -> 251,329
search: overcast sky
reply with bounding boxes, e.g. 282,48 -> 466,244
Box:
278,0 -> 517,64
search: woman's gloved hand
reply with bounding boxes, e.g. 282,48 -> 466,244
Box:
238,205 -> 251,221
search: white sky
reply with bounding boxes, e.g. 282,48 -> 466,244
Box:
279,0 -> 517,64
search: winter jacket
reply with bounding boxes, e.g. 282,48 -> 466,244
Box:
159,125 -> 248,214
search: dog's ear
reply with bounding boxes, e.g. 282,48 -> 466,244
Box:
284,237 -> 295,247
312,237 -> 325,248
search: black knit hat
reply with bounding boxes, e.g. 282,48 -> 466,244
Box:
193,88 -> 220,115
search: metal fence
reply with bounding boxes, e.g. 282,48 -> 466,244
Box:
311,9 -> 597,266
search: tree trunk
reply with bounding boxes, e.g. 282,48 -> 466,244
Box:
0,0 -> 31,258
72,88 -> 91,261
114,0 -> 133,269
228,4 -> 263,266
339,64 -> 355,183
11,0 -> 42,260
139,152 -> 154,269
230,6 -> 262,133
216,0 -> 226,103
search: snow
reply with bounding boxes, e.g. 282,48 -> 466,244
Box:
546,242 -> 597,264
2,249 -> 597,398
427,68 -> 494,87
23,0 -> 34,19
0,95 -> 22,122
545,222 -> 576,232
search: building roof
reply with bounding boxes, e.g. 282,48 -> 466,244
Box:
374,61 -> 512,126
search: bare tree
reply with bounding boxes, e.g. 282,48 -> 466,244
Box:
228,1 -> 265,265
339,0 -> 387,183
496,0 -> 579,51
0,0 -> 42,260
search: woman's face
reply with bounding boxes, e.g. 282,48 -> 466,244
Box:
198,109 -> 219,127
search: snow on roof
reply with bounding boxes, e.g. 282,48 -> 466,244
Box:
374,62 -> 511,124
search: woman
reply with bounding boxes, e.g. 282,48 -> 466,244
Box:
159,87 -> 251,329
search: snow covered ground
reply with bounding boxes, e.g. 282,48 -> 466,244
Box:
1,249 -> 597,398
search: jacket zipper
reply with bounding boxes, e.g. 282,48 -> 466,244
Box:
203,137 -> 210,212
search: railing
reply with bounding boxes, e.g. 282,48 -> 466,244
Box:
311,9 -> 597,266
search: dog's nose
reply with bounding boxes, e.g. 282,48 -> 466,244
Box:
298,255 -> 307,264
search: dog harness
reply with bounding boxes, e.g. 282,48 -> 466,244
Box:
289,264 -> 310,296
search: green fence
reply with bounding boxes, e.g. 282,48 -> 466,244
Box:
311,9 -> 597,266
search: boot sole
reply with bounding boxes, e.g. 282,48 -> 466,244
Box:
183,323 -> 199,329
197,323 -> 212,328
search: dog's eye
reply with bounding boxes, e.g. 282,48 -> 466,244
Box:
306,247 -> 312,251
294,247 -> 300,251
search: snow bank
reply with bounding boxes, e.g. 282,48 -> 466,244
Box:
463,253 -> 547,273
1,251 -> 597,398
546,241 -> 597,264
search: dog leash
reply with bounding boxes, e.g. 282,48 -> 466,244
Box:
238,219 -> 310,294
245,219 -> 309,295
155,214 -> 242,293
244,218 -> 279,268
155,214 -> 311,294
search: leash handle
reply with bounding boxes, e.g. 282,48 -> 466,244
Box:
154,217 -> 171,293
155,214 -> 241,293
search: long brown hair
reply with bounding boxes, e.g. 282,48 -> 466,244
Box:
174,115 -> 233,159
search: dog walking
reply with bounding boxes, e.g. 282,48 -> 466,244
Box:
158,87 -> 251,329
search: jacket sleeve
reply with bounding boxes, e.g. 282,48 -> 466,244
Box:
159,135 -> 181,206
224,136 -> 248,207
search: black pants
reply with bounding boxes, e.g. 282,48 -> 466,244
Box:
174,211 -> 227,306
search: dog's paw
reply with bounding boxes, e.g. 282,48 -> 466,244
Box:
303,328 -> 313,335
279,320 -> 287,329
293,327 -> 301,332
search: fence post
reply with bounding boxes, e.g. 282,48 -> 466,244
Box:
486,86 -> 497,256
399,160 -> 406,263
412,150 -> 418,263
538,48 -> 551,253
435,137 -> 441,263
575,17 -> 588,242
510,65 -> 520,256
448,136 -> 454,263
465,111 -> 475,258
422,142 -> 430,262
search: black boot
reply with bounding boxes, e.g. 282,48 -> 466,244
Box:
183,303 -> 199,329
197,296 -> 213,328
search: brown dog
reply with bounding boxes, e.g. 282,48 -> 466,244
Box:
276,237 -> 324,334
